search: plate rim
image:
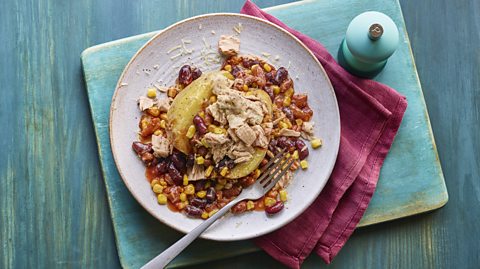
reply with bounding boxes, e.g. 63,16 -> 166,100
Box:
109,12 -> 340,241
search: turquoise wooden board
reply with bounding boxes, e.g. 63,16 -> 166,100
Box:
81,0 -> 447,268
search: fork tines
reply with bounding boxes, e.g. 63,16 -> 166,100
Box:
258,150 -> 294,190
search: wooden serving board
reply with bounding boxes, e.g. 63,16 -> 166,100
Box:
81,0 -> 448,267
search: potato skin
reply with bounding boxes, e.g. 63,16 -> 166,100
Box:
167,73 -> 215,154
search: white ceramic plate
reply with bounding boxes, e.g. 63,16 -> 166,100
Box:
110,13 -> 340,241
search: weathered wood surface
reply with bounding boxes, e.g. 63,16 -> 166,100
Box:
0,0 -> 478,269
81,0 -> 448,267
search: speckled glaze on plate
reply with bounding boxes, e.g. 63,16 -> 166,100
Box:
110,13 -> 340,241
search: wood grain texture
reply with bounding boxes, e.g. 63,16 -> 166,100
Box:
0,1 -> 294,268
0,0 -> 478,269
81,0 -> 448,267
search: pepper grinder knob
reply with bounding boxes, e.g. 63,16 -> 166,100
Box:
338,11 -> 399,78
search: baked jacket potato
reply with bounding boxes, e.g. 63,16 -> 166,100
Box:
167,72 -> 272,179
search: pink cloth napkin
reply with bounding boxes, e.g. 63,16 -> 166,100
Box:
241,1 -> 408,268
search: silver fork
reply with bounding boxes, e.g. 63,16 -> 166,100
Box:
141,149 -> 293,269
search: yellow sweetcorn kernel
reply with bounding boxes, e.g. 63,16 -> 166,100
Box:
246,200 -> 255,210
209,95 -> 217,104
179,193 -> 187,202
263,63 -> 272,72
183,174 -> 189,186
150,179 -> 159,187
147,88 -> 157,98
208,125 -> 226,134
201,137 -> 210,148
186,125 -> 196,139
184,184 -> 195,195
272,85 -> 280,95
285,153 -> 291,159
201,211 -> 209,219
223,71 -> 234,80
198,111 -> 205,118
224,64 -> 232,72
147,106 -> 160,117
264,197 -> 277,207
197,190 -> 207,198
283,96 -> 291,107
253,169 -> 261,179
285,87 -> 294,98
205,165 -> 214,177
242,84 -> 249,91
295,119 -> 303,126
292,150 -> 299,160
208,209 -> 219,217
152,184 -> 163,194
160,113 -> 168,121
278,121 -> 288,130
220,167 -> 229,177
196,156 -> 205,165
300,160 -> 308,169
157,194 -> 167,204
160,119 -> 166,129
279,190 -> 288,202
311,138 -> 323,149
159,178 -> 167,186
284,119 -> 292,128
153,130 -> 163,136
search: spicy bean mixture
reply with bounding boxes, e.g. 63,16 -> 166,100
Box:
132,55 -> 322,219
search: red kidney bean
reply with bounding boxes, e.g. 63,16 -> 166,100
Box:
185,205 -> 203,218
178,65 -> 193,86
295,140 -> 309,160
263,86 -> 275,101
242,58 -> 259,68
222,186 -> 242,198
132,142 -> 152,156
155,159 -> 168,174
291,104 -> 313,121
265,201 -> 284,215
206,187 -> 216,203
265,71 -> 276,85
194,180 -> 206,192
231,201 -> 247,214
191,67 -> 202,80
141,152 -> 154,164
292,94 -> 308,108
231,66 -> 244,78
190,198 -> 207,209
282,107 -> 294,121
275,67 -> 288,84
193,115 -> 208,135
168,162 -> 183,185
171,151 -> 186,172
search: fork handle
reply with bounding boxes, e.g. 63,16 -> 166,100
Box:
141,197 -> 242,269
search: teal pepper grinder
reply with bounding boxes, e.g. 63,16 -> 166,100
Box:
338,11 -> 399,78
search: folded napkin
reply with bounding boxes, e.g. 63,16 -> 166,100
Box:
241,1 -> 408,268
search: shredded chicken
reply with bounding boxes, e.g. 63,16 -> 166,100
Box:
235,124 -> 256,146
218,35 -> 240,56
301,121 -> 315,140
138,96 -> 155,111
151,135 -> 171,157
157,97 -> 171,112
278,128 -> 301,137
252,125 -> 269,148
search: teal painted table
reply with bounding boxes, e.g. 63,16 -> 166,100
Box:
1,0 -> 479,268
